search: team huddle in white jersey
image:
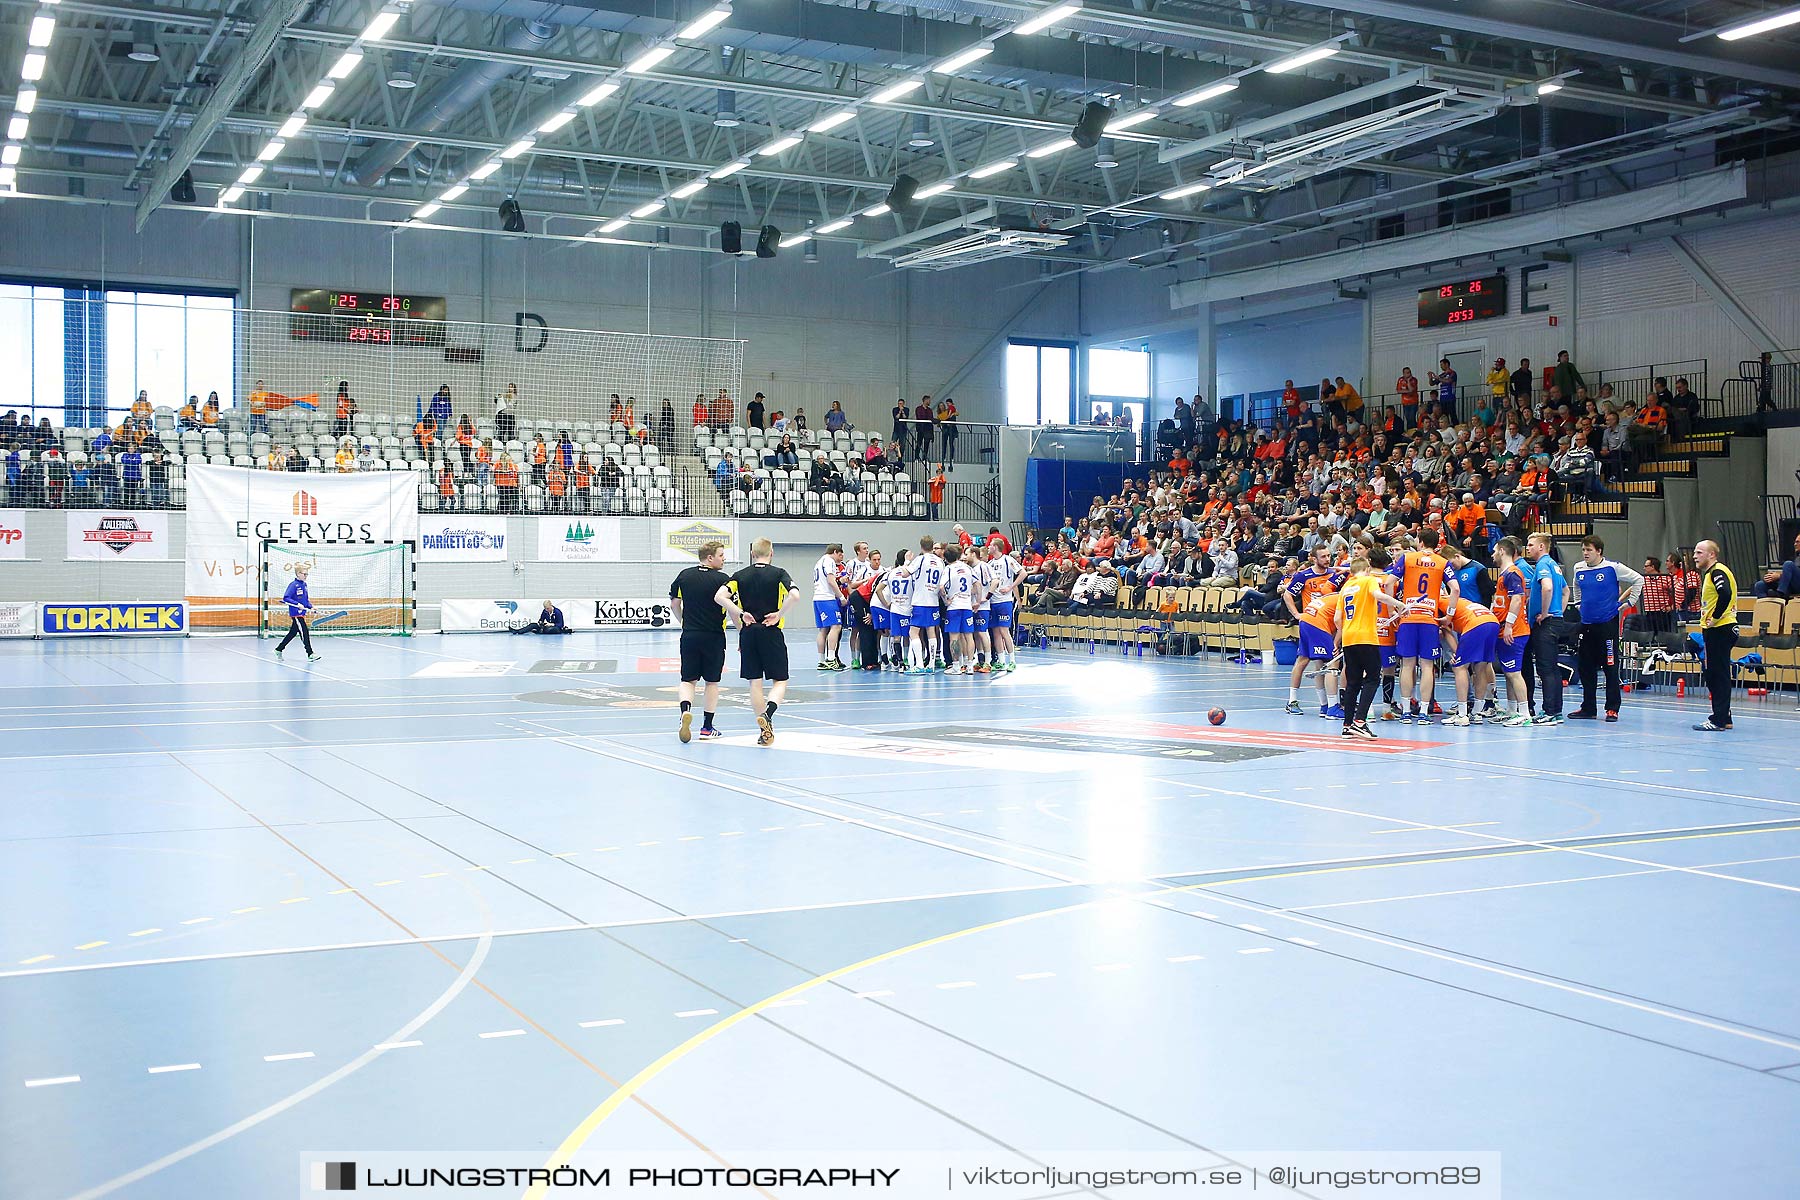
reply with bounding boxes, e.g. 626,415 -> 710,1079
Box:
809,535 -> 1022,675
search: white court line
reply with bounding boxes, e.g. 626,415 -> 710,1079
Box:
674,1008 -> 719,1018
25,1075 -> 81,1088
147,1063 -> 201,1074
578,1019 -> 625,1029
262,1052 -> 314,1062
374,1041 -> 423,1050
478,1029 -> 526,1039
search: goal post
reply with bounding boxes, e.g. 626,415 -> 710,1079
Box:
259,540 -> 416,637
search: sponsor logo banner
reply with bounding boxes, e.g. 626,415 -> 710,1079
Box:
0,509 -> 27,560
535,517 -> 622,563
66,510 -> 170,560
41,602 -> 187,636
440,598 -> 674,633
184,465 -> 418,626
0,600 -> 38,638
658,518 -> 740,563
528,659 -> 620,674
418,515 -> 510,563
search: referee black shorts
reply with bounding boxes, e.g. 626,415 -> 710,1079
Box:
737,623 -> 790,682
679,632 -> 726,684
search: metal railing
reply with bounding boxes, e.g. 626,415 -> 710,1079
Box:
1710,355 -> 1800,420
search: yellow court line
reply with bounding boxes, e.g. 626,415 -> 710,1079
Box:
528,821 -> 1800,1194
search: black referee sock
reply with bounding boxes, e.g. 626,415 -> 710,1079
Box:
680,700 -> 691,713
702,712 -> 715,730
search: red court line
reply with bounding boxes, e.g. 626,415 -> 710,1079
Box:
1035,719 -> 1447,754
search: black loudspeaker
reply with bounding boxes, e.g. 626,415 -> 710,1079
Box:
1778,516 -> 1800,560
887,173 -> 920,213
721,220 -> 743,255
1072,101 -> 1113,149
498,198 -> 526,232
755,224 -> 779,259
170,170 -> 196,204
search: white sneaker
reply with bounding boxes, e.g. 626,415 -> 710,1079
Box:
1445,712 -> 1471,727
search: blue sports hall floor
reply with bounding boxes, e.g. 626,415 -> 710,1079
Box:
2,630 -> 1797,1200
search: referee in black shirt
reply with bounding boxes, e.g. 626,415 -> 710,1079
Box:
669,540 -> 731,743
717,536 -> 796,746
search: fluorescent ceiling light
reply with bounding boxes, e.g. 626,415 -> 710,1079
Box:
671,179 -> 707,198
915,181 -> 954,198
969,159 -> 1016,178
237,165 -> 264,184
220,185 -> 244,203
328,51 -> 363,80
15,88 -> 37,115
1013,3 -> 1080,36
1262,43 -> 1341,74
778,232 -> 812,248
710,159 -> 750,179
630,201 -> 664,218
1535,80 -> 1564,95
278,114 -> 306,138
0,144 -> 20,166
600,218 -> 629,233
862,203 -> 890,216
807,110 -> 856,133
625,45 -> 675,73
933,45 -> 993,74
869,79 -> 924,104
7,116 -> 28,141
538,111 -> 576,134
500,139 -> 533,159
0,167 -> 15,189
1161,181 -> 1211,199
816,217 -> 853,234
1026,138 -> 1074,158
677,7 -> 732,40
414,202 -> 441,219
756,135 -> 802,156
578,81 -> 620,107
28,16 -> 56,48
1105,108 -> 1158,132
302,82 -> 335,110
1717,5 -> 1800,40
363,11 -> 402,41
470,161 -> 501,180
440,184 -> 468,201
21,52 -> 46,81
1172,79 -> 1238,107
256,139 -> 284,161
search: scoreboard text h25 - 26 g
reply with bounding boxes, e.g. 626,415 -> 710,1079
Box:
1417,273 -> 1507,328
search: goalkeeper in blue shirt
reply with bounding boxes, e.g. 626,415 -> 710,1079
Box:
275,563 -> 323,662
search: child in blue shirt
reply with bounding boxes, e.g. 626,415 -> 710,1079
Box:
274,563 -> 322,661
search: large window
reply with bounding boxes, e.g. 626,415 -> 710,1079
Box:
1006,340 -> 1074,425
0,280 -> 235,428
1087,347 -> 1150,399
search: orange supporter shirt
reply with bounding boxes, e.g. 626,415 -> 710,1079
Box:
532,442 -> 547,465
337,394 -> 352,419
547,465 -> 567,496
476,445 -> 493,467
928,474 -> 946,503
495,461 -> 519,487
575,463 -> 592,489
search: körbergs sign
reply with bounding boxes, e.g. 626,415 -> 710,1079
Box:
440,597 -> 674,633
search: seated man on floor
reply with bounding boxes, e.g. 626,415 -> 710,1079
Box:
510,600 -> 571,634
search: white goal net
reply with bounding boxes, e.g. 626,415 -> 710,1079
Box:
259,541 -> 415,637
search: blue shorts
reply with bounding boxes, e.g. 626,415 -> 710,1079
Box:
946,609 -> 974,633
973,609 -> 990,632
1451,623 -> 1498,668
909,606 -> 940,629
1380,644 -> 1400,670
1396,623 -> 1441,661
871,606 -> 889,632
1495,635 -> 1526,675
1299,624 -> 1337,661
991,601 -> 1014,628
888,609 -> 910,634
813,600 -> 841,629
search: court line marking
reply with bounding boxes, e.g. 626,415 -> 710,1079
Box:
24,1075 -> 81,1088
147,1063 -> 201,1075
261,1051 -> 315,1062
528,818 -> 1800,1190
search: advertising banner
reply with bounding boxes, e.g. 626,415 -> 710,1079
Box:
0,600 -> 38,637
418,515 -> 510,563
40,601 -> 187,636
0,509 -> 26,560
65,510 -> 171,561
657,518 -> 740,563
536,516 -> 623,563
185,465 -> 418,626
440,597 -> 675,633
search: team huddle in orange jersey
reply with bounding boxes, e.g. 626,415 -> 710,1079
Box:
1281,527 -> 1540,739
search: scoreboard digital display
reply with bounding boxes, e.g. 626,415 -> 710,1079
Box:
1417,274 -> 1507,328
288,289 -> 448,346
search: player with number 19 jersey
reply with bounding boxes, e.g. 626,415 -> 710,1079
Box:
910,551 -> 945,628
